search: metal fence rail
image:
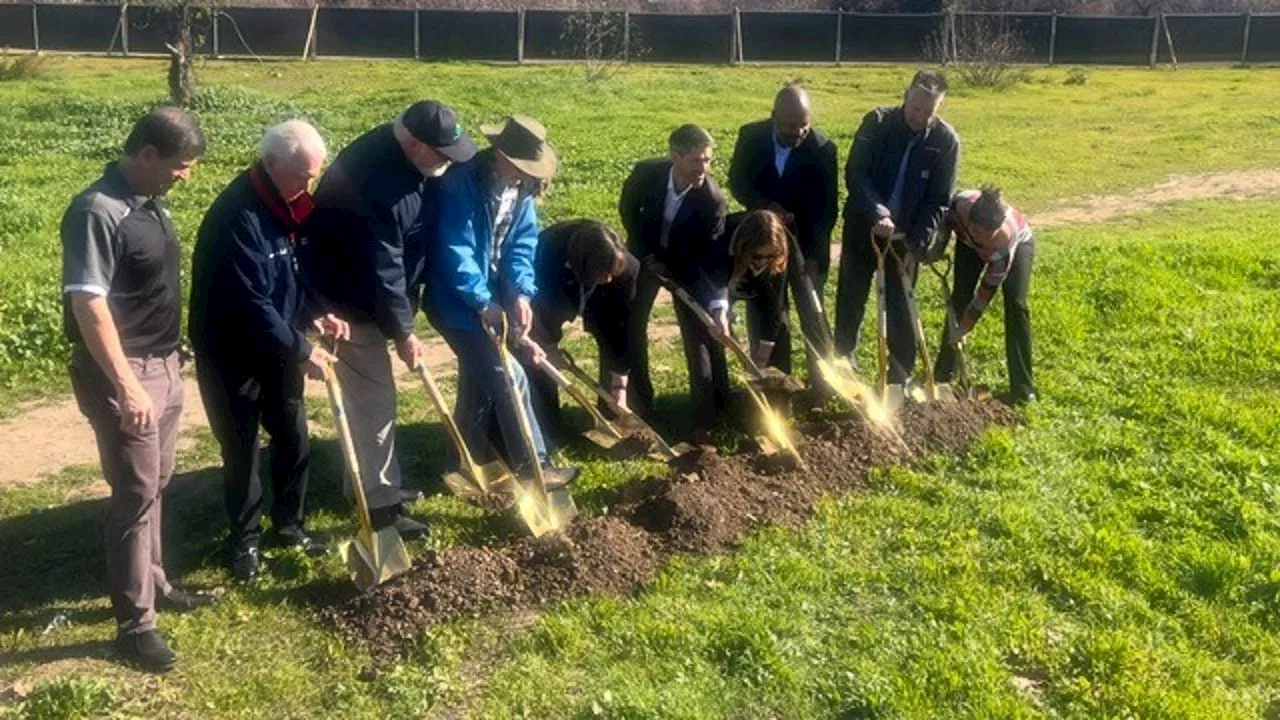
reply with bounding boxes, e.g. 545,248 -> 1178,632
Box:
3,4 -> 1278,66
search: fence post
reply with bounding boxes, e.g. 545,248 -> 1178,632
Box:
729,7 -> 740,65
515,8 -> 525,64
413,10 -> 420,59
121,1 -> 130,56
834,11 -> 842,65
1148,14 -> 1159,67
948,11 -> 957,65
623,9 -> 630,63
1048,11 -> 1057,66
1240,11 -> 1251,65
212,10 -> 219,57
31,1 -> 39,53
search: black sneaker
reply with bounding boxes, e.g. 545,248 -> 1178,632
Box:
157,587 -> 217,613
268,526 -> 328,557
115,629 -> 177,673
541,466 -> 580,491
369,505 -> 430,539
230,544 -> 261,582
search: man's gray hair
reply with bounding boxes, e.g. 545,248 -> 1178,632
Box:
260,119 -> 326,162
907,69 -> 949,98
668,124 -> 714,157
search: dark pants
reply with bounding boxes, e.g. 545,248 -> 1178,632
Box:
70,349 -> 183,636
934,239 -> 1036,398
834,220 -> 918,383
631,269 -> 730,432
439,324 -> 548,472
196,357 -> 309,549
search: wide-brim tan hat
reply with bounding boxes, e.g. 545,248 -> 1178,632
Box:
481,115 -> 558,180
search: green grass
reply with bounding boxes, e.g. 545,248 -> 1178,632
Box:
2,60 -> 1280,718
3,59 -> 1280,405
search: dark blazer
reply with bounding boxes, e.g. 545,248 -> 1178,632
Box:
618,157 -> 727,308
531,219 -> 639,371
843,105 -> 959,252
728,119 -> 839,273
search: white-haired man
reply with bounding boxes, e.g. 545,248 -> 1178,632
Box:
190,119 -> 349,581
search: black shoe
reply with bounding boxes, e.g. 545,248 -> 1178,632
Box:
230,544 -> 260,582
399,488 -> 425,504
1001,388 -> 1038,406
369,505 -> 430,539
541,466 -> 580,491
115,629 -> 177,673
691,428 -> 715,448
268,526 -> 329,557
157,587 -> 217,613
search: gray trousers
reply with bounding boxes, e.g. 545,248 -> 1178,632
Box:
70,350 -> 183,636
333,321 -> 403,511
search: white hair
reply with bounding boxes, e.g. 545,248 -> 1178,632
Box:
260,119 -> 326,163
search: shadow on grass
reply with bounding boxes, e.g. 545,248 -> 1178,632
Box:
0,387 -> 710,633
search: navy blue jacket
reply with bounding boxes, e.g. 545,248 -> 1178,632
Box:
531,220 -> 639,372
422,151 -> 540,331
302,124 -> 432,341
189,167 -> 314,380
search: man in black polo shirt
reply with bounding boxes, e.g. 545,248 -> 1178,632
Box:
834,70 -> 959,383
62,106 -> 210,673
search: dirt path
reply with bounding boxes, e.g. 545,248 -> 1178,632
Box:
0,323 -> 684,489
1,166 -> 1276,489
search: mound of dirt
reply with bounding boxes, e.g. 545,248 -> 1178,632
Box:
323,398 -> 1016,657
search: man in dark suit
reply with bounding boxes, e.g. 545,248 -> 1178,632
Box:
619,124 -> 728,443
728,84 -> 838,377
834,70 -> 959,383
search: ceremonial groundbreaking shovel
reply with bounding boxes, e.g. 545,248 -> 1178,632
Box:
415,362 -> 517,509
558,348 -> 694,463
532,354 -> 653,460
486,315 -> 578,537
323,364 -> 411,591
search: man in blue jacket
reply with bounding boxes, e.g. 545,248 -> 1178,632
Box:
190,120 -> 349,581
422,116 -> 576,488
302,101 -> 477,538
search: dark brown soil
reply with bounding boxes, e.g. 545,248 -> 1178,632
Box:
323,398 -> 1016,658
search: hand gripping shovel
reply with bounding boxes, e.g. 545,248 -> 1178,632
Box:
532,353 -> 654,461
659,277 -> 804,468
927,254 -> 991,401
869,230 -> 909,413
414,362 -> 517,510
558,348 -> 694,463
486,316 -> 578,537
888,240 -> 954,404
323,364 -> 412,591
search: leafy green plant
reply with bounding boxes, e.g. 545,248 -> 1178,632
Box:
13,678 -> 116,720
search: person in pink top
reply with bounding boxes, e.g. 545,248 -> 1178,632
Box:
929,185 -> 1036,403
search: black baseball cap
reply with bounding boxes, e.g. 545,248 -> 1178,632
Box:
401,100 -> 477,162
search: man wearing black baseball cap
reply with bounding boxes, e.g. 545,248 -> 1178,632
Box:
301,100 -> 476,539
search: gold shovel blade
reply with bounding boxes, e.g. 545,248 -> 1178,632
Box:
513,482 -> 579,538
339,527 -> 412,593
443,463 -> 519,510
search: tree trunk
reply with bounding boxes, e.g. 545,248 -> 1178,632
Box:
167,3 -> 194,106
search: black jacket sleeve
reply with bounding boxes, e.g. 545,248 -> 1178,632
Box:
728,123 -> 768,211
815,137 -> 839,260
583,254 -> 639,373
619,162 -> 650,257
367,203 -> 415,342
846,109 -> 891,222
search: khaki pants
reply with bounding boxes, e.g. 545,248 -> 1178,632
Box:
333,321 -> 403,511
70,349 -> 183,636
